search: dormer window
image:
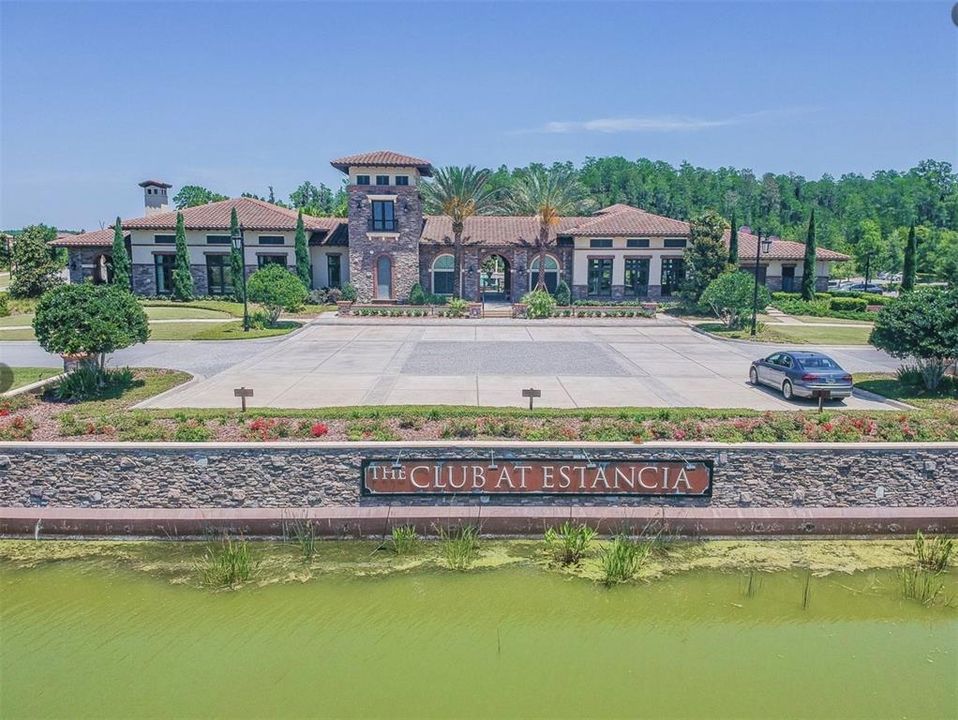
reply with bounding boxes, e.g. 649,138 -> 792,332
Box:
375,175 -> 390,186
371,200 -> 396,232
356,175 -> 370,185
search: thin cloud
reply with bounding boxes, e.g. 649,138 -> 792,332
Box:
519,108 -> 817,134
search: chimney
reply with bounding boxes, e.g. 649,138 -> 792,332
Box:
139,180 -> 172,216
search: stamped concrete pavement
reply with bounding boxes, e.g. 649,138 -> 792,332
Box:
133,320 -> 900,410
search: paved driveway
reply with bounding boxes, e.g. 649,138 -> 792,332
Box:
128,321 -> 900,410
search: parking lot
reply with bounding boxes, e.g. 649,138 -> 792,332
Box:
135,321 -> 900,410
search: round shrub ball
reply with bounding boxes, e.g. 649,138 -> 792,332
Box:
246,264 -> 308,324
33,283 -> 149,365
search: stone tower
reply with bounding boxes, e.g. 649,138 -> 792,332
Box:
330,151 -> 432,302
139,180 -> 172,216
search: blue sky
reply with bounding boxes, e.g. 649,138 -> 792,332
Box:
2,1 -> 955,230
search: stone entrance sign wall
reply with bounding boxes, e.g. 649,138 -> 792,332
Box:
0,442 -> 955,510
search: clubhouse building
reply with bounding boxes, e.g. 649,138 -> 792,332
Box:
54,150 -> 848,302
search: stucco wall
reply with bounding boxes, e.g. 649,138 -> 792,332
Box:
1,443 -> 954,510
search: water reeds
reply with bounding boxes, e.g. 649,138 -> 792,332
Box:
438,525 -> 480,571
289,517 -> 317,562
544,522 -> 597,566
914,531 -> 954,573
899,566 -> 945,606
742,569 -> 763,599
197,534 -> 257,588
390,525 -> 420,555
600,534 -> 651,585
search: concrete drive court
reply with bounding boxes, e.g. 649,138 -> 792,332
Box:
137,320 -> 900,410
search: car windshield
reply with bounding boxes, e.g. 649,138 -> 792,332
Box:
800,356 -> 840,370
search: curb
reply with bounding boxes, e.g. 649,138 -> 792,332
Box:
2,373 -> 66,398
3,506 -> 956,538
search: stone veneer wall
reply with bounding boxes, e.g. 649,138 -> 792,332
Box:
1,443 -> 955,510
347,185 -> 422,302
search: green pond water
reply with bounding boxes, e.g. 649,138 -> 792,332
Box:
1,554 -> 956,719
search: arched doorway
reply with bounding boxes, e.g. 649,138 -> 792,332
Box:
480,254 -> 510,301
529,254 -> 560,294
374,255 -> 392,300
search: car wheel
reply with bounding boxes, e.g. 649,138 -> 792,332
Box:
782,380 -> 793,400
749,367 -> 758,385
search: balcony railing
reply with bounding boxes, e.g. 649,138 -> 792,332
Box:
368,219 -> 398,232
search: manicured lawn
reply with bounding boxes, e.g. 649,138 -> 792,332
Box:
142,306 -> 232,320
854,373 -> 958,411
0,313 -> 32,328
0,327 -> 36,341
699,322 -> 872,345
6,367 -> 61,391
145,320 -> 299,341
191,320 -> 300,340
786,315 -> 873,326
141,299 -> 248,317
771,324 -> 873,345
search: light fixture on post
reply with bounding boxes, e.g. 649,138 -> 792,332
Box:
231,224 -> 250,332
750,231 -> 773,336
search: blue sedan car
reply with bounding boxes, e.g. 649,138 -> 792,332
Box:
749,351 -> 854,402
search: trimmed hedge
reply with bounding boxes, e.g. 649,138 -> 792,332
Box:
829,297 -> 868,312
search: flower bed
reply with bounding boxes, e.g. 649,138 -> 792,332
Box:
337,302 -> 482,319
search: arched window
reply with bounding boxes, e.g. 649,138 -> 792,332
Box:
431,254 -> 455,295
528,255 -> 560,293
375,255 -> 392,299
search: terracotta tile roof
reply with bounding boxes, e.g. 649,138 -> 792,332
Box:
122,197 -> 342,232
51,228 -> 117,247
330,150 -> 433,176
420,215 -> 589,246
52,197 -> 346,247
731,229 -> 849,262
567,205 -> 691,236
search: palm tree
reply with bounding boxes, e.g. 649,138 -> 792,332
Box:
421,166 -> 499,298
505,166 -> 592,290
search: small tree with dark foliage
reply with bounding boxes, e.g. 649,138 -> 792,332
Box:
680,209 -> 731,307
33,283 -> 149,368
110,217 -> 131,289
171,212 -> 194,301
801,209 -> 817,301
869,287 -> 958,390
294,209 -> 311,289
9,224 -> 65,298
229,207 -> 244,302
901,224 -> 917,292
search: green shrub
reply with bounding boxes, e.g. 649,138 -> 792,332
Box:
408,283 -> 427,305
521,289 -> 556,319
700,271 -> 769,329
0,292 -> 8,318
544,522 -> 597,565
340,283 -> 358,302
438,525 -> 480,571
33,283 -> 149,366
601,534 -> 650,585
829,296 -> 868,312
390,525 -> 419,555
48,366 -> 135,403
914,531 -> 954,573
197,535 -> 257,588
173,420 -> 212,442
444,297 -> 469,318
553,280 -> 571,306
246,264 -> 308,324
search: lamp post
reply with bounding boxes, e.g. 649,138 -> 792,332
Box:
750,231 -> 773,336
231,224 -> 250,332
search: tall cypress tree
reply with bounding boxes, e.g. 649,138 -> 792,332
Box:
171,212 -> 194,301
294,209 -> 311,289
727,211 -> 738,265
901,224 -> 917,292
229,207 -> 244,302
801,209 -> 817,300
109,216 -> 131,290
